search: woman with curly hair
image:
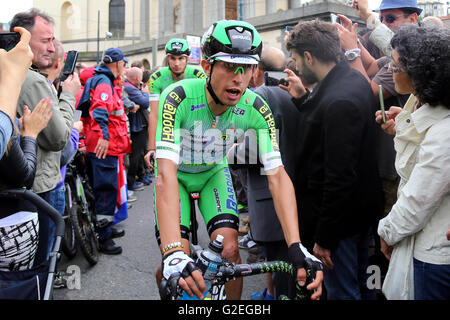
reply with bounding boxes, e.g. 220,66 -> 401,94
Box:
374,24 -> 450,300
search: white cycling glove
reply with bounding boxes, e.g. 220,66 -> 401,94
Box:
161,250 -> 197,281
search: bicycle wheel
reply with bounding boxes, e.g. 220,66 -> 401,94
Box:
70,176 -> 99,266
70,202 -> 99,265
61,182 -> 78,259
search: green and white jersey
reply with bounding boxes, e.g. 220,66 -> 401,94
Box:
149,65 -> 206,102
155,78 -> 282,174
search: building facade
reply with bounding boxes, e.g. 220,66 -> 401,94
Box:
418,0 -> 450,17
32,0 -> 359,67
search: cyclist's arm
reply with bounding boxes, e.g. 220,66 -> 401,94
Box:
252,96 -> 323,299
266,166 -> 300,245
148,100 -> 158,151
154,84 -> 207,299
155,157 -> 182,251
266,166 -> 323,299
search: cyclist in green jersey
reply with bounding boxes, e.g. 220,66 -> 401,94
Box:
145,38 -> 206,170
155,20 -> 324,300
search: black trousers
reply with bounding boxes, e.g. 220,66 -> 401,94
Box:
127,129 -> 147,186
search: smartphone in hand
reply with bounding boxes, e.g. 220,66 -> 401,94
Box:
60,50 -> 79,82
0,32 -> 20,52
330,13 -> 342,25
264,71 -> 288,87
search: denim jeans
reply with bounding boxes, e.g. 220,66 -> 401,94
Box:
414,258 -> 450,300
33,184 -> 65,264
323,229 -> 376,300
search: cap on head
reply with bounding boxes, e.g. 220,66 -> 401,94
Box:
103,48 -> 129,64
375,0 -> 423,15
201,20 -> 262,65
165,38 -> 191,56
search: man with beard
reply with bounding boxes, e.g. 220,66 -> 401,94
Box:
145,38 -> 206,170
281,19 -> 383,300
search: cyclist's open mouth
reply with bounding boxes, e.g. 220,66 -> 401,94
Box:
225,88 -> 242,99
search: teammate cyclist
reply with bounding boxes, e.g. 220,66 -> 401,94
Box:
145,38 -> 206,169
155,20 -> 323,300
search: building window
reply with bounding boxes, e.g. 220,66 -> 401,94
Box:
109,0 -> 125,38
61,2 -> 74,41
226,0 -> 238,20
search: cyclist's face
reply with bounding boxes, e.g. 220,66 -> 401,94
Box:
167,55 -> 188,75
204,60 -> 255,106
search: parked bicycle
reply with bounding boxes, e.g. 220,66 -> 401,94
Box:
63,150 -> 99,265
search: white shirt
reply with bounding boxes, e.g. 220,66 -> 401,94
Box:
378,96 -> 450,265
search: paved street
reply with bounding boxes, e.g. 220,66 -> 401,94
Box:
54,181 -> 265,300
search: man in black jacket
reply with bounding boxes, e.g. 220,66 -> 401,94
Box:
282,20 -> 383,300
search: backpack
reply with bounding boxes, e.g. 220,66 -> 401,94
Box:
76,73 -> 114,118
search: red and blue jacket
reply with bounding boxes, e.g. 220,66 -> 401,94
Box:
77,64 -> 131,156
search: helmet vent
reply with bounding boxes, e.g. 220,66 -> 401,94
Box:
227,28 -> 252,53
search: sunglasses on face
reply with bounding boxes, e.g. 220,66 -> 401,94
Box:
220,61 -> 255,74
380,14 -> 405,24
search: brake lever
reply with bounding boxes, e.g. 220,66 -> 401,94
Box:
159,272 -> 182,300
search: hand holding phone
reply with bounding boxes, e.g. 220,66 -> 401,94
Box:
264,71 -> 289,87
330,13 -> 342,25
60,51 -> 79,82
0,27 -> 33,120
0,32 -> 21,52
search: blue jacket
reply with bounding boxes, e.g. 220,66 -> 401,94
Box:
124,80 -> 149,133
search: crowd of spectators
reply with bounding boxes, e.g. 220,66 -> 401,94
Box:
0,0 -> 448,300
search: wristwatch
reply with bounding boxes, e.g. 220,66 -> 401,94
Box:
344,48 -> 361,61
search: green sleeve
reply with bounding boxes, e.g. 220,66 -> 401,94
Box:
155,84 -> 187,164
250,94 -> 283,171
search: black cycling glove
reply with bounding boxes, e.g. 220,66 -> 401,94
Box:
288,242 -> 323,272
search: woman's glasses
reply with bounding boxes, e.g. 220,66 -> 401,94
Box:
387,61 -> 407,74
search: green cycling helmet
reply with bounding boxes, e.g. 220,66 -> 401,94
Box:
201,20 -> 262,65
165,38 -> 191,56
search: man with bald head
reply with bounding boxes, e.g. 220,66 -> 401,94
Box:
249,46 -> 286,88
123,67 -> 151,190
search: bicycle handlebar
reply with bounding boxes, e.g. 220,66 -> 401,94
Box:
217,260 -> 295,281
160,259 -> 318,300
